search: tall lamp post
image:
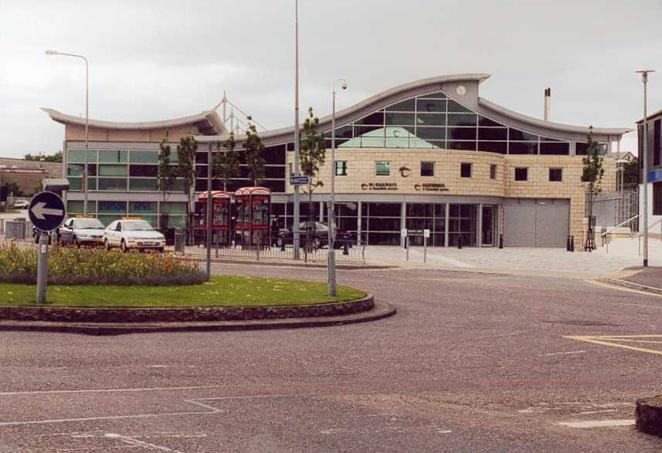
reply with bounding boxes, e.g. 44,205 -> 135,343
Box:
327,79 -> 347,297
636,69 -> 655,267
46,50 -> 89,214
292,0 -> 301,259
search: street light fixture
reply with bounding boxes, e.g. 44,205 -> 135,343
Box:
636,69 -> 655,267
46,50 -> 89,214
327,79 -> 347,297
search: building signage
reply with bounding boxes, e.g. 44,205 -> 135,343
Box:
290,175 -> 310,185
649,170 -> 662,183
361,182 -> 398,191
414,183 -> 449,192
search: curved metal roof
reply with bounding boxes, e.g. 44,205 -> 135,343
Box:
42,107 -> 224,135
197,73 -> 630,144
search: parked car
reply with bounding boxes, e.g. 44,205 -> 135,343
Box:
57,217 -> 105,247
277,221 -> 352,250
103,219 -> 165,253
13,199 -> 29,209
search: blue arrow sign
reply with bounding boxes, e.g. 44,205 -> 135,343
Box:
290,175 -> 310,185
29,191 -> 66,232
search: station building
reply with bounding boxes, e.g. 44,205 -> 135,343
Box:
637,109 -> 662,236
45,73 -> 630,247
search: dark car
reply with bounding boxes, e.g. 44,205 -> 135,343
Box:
277,221 -> 352,250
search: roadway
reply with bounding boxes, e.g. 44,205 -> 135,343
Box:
0,264 -> 661,451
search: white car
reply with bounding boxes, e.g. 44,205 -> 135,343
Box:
104,219 -> 165,253
13,199 -> 29,209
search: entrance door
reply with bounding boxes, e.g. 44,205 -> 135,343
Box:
482,205 -> 495,246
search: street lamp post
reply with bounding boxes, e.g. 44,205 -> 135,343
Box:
292,0 -> 301,259
637,69 -> 655,267
46,50 -> 89,214
327,79 -> 347,297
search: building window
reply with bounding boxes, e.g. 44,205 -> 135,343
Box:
421,161 -> 435,177
549,168 -> 563,182
514,167 -> 528,181
375,161 -> 390,176
490,164 -> 497,179
654,182 -> 662,216
335,161 -> 348,176
460,163 -> 472,178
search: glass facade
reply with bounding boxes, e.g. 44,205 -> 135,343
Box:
323,90 -> 574,155
66,199 -> 187,229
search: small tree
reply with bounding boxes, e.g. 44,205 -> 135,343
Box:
173,135 -> 198,241
158,139 -> 177,201
581,126 -> 604,251
299,107 -> 326,252
213,131 -> 240,191
244,117 -> 266,186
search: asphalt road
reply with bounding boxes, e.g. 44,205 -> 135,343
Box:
1,264 -> 662,452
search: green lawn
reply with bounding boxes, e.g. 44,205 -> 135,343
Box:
0,276 -> 366,308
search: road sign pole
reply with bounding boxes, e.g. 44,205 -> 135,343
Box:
36,231 -> 48,305
424,235 -> 427,263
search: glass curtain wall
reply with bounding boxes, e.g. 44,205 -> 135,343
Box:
405,203 -> 446,246
448,204 -> 477,247
323,91 -> 573,155
362,202 -> 401,245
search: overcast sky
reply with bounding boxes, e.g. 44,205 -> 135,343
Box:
1,0 -> 661,158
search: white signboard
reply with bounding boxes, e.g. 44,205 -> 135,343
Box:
423,229 -> 430,238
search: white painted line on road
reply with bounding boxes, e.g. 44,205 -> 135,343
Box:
0,385 -> 221,396
541,350 -> 586,357
0,399 -> 222,427
574,409 -> 619,416
584,279 -> 662,299
558,419 -> 634,429
105,433 -> 183,452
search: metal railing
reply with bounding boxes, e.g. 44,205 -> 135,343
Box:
185,231 -> 366,264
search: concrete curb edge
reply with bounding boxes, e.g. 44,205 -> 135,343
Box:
0,300 -> 396,335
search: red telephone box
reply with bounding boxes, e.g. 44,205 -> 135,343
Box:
196,191 -> 232,245
234,187 -> 271,246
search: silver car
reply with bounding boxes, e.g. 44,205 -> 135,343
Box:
57,217 -> 106,247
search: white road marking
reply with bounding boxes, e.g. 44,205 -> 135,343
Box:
0,399 -> 221,427
0,384 -> 220,396
584,279 -> 662,299
105,433 -> 183,452
574,409 -> 620,415
558,419 -> 634,428
541,350 -> 586,357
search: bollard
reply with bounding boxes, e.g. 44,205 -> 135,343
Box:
570,235 -> 575,252
280,238 -> 286,252
566,235 -> 571,252
458,235 -> 463,249
499,233 -> 503,249
343,242 -> 349,256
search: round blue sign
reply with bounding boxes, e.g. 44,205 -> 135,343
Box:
29,191 -> 66,232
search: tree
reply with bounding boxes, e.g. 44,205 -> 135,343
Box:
581,126 -> 604,251
244,118 -> 265,186
157,139 -> 177,201
24,151 -> 62,162
213,132 -> 240,191
175,135 -> 198,241
299,107 -> 326,252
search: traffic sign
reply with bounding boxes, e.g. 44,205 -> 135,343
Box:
290,175 -> 310,185
29,191 -> 66,232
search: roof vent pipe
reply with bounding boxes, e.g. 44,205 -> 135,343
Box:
544,88 -> 551,121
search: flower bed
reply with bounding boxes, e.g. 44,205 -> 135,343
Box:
0,242 -> 205,285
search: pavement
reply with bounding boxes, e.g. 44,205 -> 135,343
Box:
2,263 -> 662,451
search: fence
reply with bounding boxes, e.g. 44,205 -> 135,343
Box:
187,231 -> 366,264
590,188 -> 639,230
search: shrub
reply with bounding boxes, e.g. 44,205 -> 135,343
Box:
0,242 -> 206,285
